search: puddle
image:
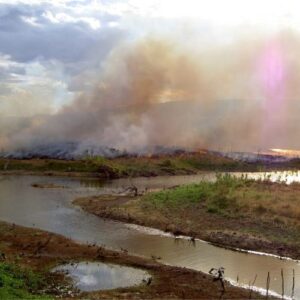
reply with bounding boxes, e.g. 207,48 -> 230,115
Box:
52,262 -> 150,291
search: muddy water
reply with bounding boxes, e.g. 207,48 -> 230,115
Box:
53,262 -> 149,291
0,173 -> 299,298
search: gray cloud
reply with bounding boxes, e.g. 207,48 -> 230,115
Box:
0,3 -> 125,64
0,1 -> 128,114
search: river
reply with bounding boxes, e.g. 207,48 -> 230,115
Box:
0,172 -> 299,298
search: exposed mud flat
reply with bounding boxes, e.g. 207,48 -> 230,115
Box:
0,221 -> 263,299
74,194 -> 300,260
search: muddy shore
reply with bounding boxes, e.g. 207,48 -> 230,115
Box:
73,194 -> 300,260
0,220 -> 266,299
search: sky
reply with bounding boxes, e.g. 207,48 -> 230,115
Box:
2,0 -> 300,152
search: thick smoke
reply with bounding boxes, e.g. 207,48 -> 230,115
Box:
3,31 -> 300,154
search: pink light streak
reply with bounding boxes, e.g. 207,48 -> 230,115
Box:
257,39 -> 287,146
258,40 -> 286,107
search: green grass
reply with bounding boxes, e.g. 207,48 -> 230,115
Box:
0,262 -> 51,300
139,174 -> 300,243
0,152 -> 255,178
141,173 -> 300,220
0,158 -> 123,177
142,174 -> 246,214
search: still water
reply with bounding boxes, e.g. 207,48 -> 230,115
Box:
53,262 -> 149,291
0,172 -> 299,298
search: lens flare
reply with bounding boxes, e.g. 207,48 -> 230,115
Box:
259,40 -> 286,102
257,39 -> 287,145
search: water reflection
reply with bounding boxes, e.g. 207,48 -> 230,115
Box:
79,170 -> 300,192
79,178 -> 106,188
243,170 -> 300,185
0,173 -> 299,298
53,262 -> 149,291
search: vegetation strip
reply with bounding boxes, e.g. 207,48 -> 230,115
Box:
74,175 -> 300,260
0,151 -> 295,178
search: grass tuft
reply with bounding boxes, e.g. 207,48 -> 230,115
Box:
0,262 -> 51,299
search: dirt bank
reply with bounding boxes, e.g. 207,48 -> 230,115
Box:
73,182 -> 300,260
0,221 -> 266,299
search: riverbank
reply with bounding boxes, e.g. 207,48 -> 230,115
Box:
2,151 -> 300,180
74,176 -> 300,260
0,220 -> 265,299
0,152 -> 283,179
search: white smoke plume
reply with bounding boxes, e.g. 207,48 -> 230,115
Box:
3,30 -> 300,155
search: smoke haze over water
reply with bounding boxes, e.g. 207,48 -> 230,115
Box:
3,28 -> 300,153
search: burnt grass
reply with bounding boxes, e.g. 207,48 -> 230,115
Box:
74,176 -> 300,260
0,221 -> 267,299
